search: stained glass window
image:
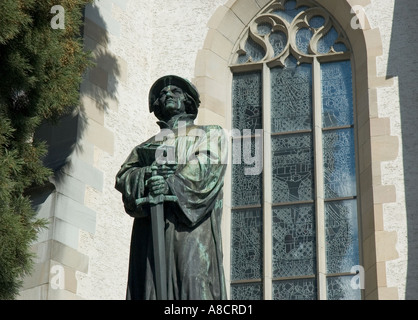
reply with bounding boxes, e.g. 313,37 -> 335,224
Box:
232,71 -> 263,206
272,1 -> 308,23
232,71 -> 262,132
327,276 -> 362,300
231,283 -> 263,300
238,37 -> 266,63
325,200 -> 359,274
231,208 -> 263,281
273,278 -> 317,300
231,70 -> 264,299
321,61 -> 353,128
229,0 -> 360,300
270,32 -> 287,57
317,27 -> 339,54
271,62 -> 312,132
231,143 -> 263,207
271,134 -> 314,203
296,28 -> 313,54
272,205 -> 316,278
323,129 -> 356,198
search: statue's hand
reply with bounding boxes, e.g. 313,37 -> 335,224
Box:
155,163 -> 178,179
146,175 -> 170,197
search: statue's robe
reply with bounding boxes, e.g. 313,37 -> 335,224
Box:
115,115 -> 227,300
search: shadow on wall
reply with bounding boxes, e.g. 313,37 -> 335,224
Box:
34,3 -> 120,183
387,0 -> 418,300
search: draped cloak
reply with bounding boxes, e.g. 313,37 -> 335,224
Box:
115,115 -> 228,300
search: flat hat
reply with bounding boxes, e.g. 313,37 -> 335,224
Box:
148,75 -> 200,116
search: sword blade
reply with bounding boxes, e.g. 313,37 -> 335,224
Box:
150,201 -> 167,300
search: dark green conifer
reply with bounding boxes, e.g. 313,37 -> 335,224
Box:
0,0 -> 92,299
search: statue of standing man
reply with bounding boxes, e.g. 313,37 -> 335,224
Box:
115,75 -> 228,300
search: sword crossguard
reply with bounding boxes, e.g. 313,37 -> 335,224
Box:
136,194 -> 178,206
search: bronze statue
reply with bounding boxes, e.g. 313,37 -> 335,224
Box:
115,75 -> 227,300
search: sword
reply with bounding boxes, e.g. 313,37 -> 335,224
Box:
136,166 -> 177,300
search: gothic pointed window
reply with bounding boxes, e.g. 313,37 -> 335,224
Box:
229,0 -> 361,300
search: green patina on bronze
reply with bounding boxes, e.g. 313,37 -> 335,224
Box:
115,75 -> 227,300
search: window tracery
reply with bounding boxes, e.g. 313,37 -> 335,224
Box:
231,0 -> 350,67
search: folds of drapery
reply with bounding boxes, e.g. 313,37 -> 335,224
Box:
115,124 -> 228,300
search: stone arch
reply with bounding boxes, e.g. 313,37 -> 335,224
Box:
194,0 -> 399,300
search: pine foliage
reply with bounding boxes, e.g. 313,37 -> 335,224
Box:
0,0 -> 92,299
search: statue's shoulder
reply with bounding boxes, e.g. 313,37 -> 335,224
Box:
132,136 -> 156,151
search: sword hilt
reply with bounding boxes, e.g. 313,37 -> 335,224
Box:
136,166 -> 178,206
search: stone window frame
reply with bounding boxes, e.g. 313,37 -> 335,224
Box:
194,0 -> 398,300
